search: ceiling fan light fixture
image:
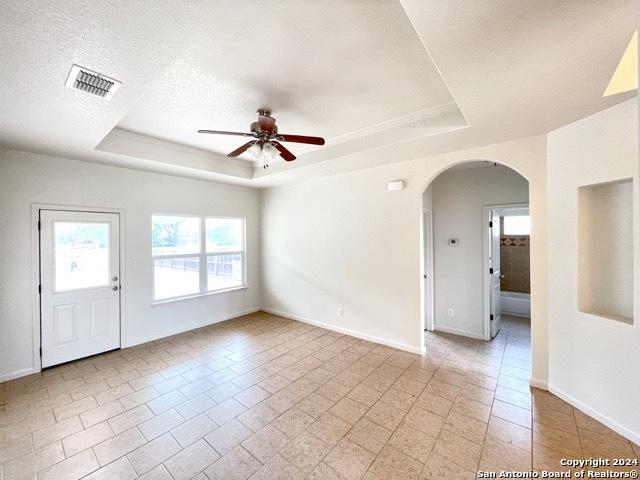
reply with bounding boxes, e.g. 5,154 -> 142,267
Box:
247,142 -> 279,169
261,142 -> 279,169
246,142 -> 262,161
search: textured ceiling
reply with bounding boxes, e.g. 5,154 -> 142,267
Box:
0,0 -> 636,187
116,0 -> 456,161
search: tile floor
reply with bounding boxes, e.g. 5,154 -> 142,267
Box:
0,312 -> 638,479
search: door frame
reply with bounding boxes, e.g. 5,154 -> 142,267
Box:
31,203 -> 126,372
420,208 -> 434,353
482,203 -> 529,340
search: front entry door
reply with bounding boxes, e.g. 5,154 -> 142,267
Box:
489,211 -> 502,338
40,210 -> 121,368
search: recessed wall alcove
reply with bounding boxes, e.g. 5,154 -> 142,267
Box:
578,178 -> 633,324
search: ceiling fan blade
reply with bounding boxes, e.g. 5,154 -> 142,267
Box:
227,140 -> 257,157
277,134 -> 325,145
197,129 -> 255,137
258,114 -> 276,133
272,141 -> 296,161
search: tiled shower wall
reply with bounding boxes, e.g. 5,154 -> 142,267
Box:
500,217 -> 530,294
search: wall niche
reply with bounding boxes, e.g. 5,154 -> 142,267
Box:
578,178 -> 633,324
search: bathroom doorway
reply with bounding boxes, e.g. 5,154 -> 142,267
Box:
483,204 -> 531,339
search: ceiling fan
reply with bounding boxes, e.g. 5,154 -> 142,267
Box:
198,109 -> 325,169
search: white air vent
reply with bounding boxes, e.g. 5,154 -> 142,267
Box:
65,65 -> 121,99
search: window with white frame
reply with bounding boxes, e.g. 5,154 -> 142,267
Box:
503,215 -> 530,236
151,215 -> 245,301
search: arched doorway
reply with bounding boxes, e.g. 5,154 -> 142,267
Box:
420,161 -> 533,380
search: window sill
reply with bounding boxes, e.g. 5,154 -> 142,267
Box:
151,285 -> 248,307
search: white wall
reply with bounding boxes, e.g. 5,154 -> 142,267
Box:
430,165 -> 528,338
0,149 -> 262,381
261,135 -> 548,385
547,98 -> 639,443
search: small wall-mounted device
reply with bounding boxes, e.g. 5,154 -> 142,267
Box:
387,180 -> 405,192
448,238 -> 459,246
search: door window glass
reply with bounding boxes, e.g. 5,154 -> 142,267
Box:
54,222 -> 110,291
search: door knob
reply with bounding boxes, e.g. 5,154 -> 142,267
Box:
112,286 -> 119,291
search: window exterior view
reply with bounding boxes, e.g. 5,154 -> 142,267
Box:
151,215 -> 245,301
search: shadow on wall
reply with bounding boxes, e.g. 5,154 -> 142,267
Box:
264,256 -> 387,339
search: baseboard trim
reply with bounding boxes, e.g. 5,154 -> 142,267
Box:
124,306 -> 262,348
261,307 -> 423,355
529,377 -> 548,390
0,367 -> 38,383
548,383 -> 640,445
433,325 -> 486,340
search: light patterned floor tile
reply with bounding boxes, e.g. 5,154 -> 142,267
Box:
38,448 -> 100,480
127,432 -> 181,475
62,421 -> 114,457
346,417 -> 393,454
163,439 -> 220,480
82,457 -> 136,480
241,424 -> 290,464
170,412 -> 218,448
204,445 -> 261,480
367,444 -> 423,480
0,314 -> 632,480
205,418 -> 253,455
93,427 -> 146,466
280,431 -> 332,473
323,439 -> 376,480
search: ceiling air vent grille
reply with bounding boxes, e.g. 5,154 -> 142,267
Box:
65,65 -> 121,99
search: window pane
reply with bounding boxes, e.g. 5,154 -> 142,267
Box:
207,254 -> 243,291
54,222 -> 109,292
154,257 -> 200,300
206,218 -> 243,252
503,215 -> 530,235
152,216 -> 200,256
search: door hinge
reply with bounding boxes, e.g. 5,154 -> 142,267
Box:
39,347 -> 42,357
489,268 -> 494,274
488,221 -> 493,228
38,284 -> 41,294
37,221 -> 41,231
490,314 -> 494,321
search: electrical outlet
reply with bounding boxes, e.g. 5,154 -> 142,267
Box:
133,260 -> 142,269
447,308 -> 454,317
337,307 -> 343,317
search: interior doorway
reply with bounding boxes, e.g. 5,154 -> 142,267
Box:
39,209 -> 121,368
483,204 -> 530,340
422,208 -> 434,332
420,162 -> 531,362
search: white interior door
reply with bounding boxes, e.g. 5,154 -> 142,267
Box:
423,209 -> 434,331
489,211 -> 502,338
40,210 -> 121,368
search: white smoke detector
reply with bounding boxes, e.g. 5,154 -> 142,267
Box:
65,64 -> 121,99
387,180 -> 405,191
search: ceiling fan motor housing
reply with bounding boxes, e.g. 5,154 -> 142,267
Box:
251,121 -> 277,136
